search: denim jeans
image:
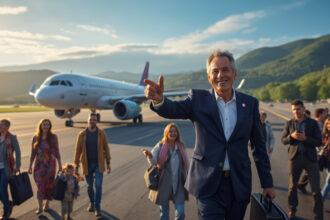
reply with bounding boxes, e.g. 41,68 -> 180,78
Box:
321,169 -> 330,200
85,163 -> 103,210
159,202 -> 185,220
0,169 -> 10,215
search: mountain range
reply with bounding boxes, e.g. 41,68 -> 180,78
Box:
0,33 -> 329,104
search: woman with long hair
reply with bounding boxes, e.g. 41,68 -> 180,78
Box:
28,119 -> 62,214
142,123 -> 189,220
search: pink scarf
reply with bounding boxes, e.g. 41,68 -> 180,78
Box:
157,141 -> 189,173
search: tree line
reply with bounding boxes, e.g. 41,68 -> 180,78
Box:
252,68 -> 330,101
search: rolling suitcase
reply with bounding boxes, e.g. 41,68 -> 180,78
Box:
250,193 -> 289,220
9,172 -> 33,205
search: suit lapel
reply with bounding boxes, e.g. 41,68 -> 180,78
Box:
229,92 -> 244,142
209,89 -> 225,137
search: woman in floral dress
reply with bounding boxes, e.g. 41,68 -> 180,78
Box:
28,119 -> 62,214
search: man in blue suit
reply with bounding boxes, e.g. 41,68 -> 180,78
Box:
144,50 -> 275,219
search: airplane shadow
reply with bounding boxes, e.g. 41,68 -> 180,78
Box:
104,120 -> 196,148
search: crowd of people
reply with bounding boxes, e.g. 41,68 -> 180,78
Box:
0,50 -> 328,220
0,113 -> 111,220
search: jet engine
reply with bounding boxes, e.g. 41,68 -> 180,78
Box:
54,109 -> 80,119
113,100 -> 141,120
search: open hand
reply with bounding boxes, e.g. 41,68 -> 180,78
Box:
142,149 -> 152,159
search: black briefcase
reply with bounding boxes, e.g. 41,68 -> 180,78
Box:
144,165 -> 160,190
250,193 -> 289,220
9,172 -> 33,205
52,173 -> 67,200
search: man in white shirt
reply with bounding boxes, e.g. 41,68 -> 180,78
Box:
145,50 -> 275,220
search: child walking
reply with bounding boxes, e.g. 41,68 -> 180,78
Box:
61,163 -> 81,220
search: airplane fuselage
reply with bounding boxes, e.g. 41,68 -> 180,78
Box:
35,73 -> 144,110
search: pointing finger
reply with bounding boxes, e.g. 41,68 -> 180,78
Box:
158,75 -> 164,92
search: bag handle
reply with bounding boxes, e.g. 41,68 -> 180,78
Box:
260,194 -> 272,212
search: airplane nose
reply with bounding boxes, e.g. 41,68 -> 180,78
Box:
34,89 -> 48,105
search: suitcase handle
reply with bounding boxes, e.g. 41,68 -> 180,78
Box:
260,195 -> 272,212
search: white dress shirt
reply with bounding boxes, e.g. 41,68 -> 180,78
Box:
215,90 -> 237,170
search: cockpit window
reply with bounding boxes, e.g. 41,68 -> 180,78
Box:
43,78 -> 52,86
60,81 -> 67,86
49,80 -> 60,86
66,81 -> 73,87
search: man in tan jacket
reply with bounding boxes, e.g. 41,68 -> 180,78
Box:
74,113 -> 111,217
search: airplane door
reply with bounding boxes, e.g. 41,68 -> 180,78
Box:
79,81 -> 88,105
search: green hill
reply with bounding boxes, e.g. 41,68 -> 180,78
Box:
253,67 -> 330,101
237,38 -> 314,69
237,34 -> 330,89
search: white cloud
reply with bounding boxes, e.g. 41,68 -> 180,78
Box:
0,30 -> 71,41
282,0 -> 307,10
0,6 -> 27,15
0,10 -> 314,66
77,24 -> 118,39
161,11 -> 265,53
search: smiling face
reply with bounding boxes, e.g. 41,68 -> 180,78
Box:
41,120 -> 51,133
167,126 -> 178,142
88,114 -> 97,129
207,56 -> 236,95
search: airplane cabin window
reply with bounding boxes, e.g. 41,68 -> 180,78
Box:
50,80 -> 60,86
60,81 -> 67,86
66,81 -> 73,86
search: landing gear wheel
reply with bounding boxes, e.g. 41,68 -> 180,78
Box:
65,120 -> 74,127
138,114 -> 143,123
96,113 -> 101,122
133,117 -> 137,124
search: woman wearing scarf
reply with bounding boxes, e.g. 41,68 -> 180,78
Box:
142,123 -> 189,220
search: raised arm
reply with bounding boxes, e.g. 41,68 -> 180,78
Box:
145,75 -> 193,120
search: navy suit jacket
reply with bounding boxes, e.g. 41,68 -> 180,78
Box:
151,89 -> 273,201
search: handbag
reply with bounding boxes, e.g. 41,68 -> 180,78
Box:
52,172 -> 67,200
144,165 -> 160,190
250,193 -> 289,220
9,172 -> 33,205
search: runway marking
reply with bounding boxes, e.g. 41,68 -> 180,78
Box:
261,107 -> 290,121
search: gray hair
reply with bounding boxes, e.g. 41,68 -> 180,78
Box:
206,50 -> 236,74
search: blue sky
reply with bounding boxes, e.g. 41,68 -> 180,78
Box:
0,0 -> 329,67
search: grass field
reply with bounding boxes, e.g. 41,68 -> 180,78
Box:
0,105 -> 51,113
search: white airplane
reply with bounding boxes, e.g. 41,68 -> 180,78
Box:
29,62 -> 186,127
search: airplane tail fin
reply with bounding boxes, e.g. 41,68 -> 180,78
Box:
139,61 -> 149,86
29,84 -> 37,96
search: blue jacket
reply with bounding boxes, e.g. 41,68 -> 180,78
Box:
151,89 -> 273,201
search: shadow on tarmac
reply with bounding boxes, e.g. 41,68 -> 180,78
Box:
97,210 -> 119,220
104,120 -> 195,148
